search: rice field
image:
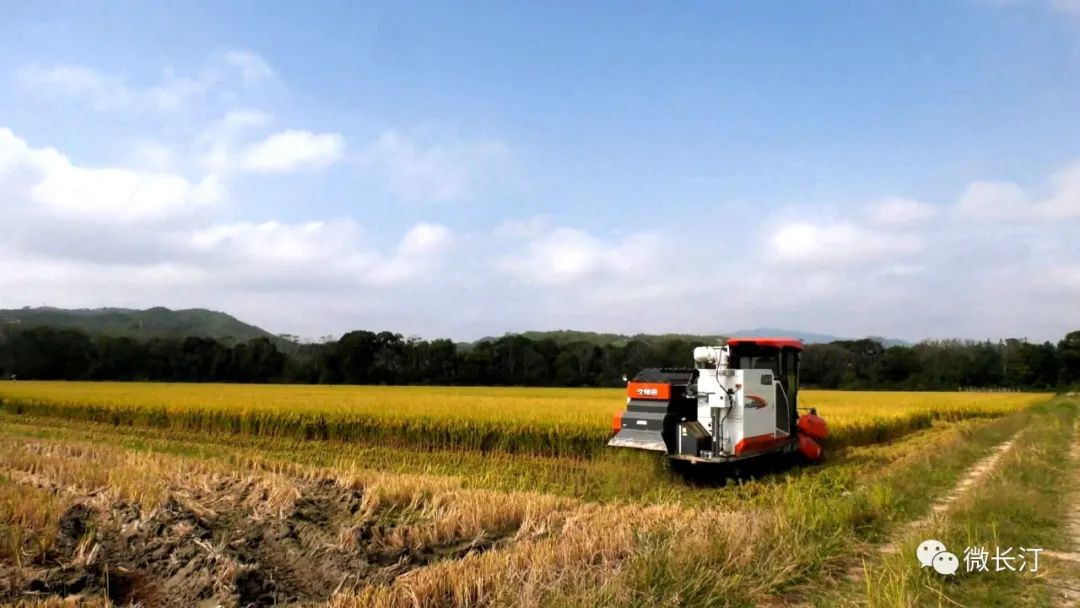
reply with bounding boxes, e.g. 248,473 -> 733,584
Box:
0,381 -> 1052,456
0,381 -> 1073,607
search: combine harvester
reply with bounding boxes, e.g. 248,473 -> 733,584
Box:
609,337 -> 828,473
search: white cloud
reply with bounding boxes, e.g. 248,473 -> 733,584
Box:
864,198 -> 939,227
205,109 -> 275,136
128,141 -> 175,171
954,159 -> 1080,220
184,220 -> 452,286
197,109 -> 275,172
0,128 -> 219,222
769,221 -> 924,267
186,220 -> 360,264
1040,265 -> 1080,291
1041,160 -> 1080,219
360,130 -> 507,202
222,50 -> 275,85
16,66 -> 132,110
1,256 -> 205,289
880,264 -> 925,277
367,224 -> 454,285
398,222 -> 453,256
954,180 -> 1030,219
17,50 -> 275,113
747,161 -> 1080,338
1049,264 -> 1080,287
6,39 -> 1080,343
497,225 -> 661,286
238,130 -> 345,173
146,70 -> 215,112
493,216 -> 553,240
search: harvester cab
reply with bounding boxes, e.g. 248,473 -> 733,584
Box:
608,337 -> 828,465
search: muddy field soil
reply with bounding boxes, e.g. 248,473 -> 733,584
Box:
3,478 -> 501,607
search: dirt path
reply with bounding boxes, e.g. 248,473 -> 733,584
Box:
878,434 -> 1017,555
765,432 -> 1025,607
780,430 -> 1021,603
1045,418 -> 1080,606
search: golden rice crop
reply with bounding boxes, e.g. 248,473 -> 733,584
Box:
804,389 -> 1048,445
0,382 -> 1050,457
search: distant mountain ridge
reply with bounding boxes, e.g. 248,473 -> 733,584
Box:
724,328 -> 909,347
0,307 -> 276,344
504,330 -> 727,347
0,307 -> 911,347
486,328 -> 910,347
724,328 -> 842,344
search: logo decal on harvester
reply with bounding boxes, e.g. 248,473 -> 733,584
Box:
745,395 -> 767,409
636,387 -> 659,397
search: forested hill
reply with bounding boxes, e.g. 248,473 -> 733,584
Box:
0,307 -> 275,344
0,311 -> 1077,389
0,307 -> 1075,390
2,307 -> 903,349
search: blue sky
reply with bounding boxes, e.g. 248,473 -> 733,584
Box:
2,1 -> 1079,341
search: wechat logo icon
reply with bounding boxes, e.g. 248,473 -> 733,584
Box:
917,539 -> 959,576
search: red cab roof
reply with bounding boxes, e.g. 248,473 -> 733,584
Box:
726,337 -> 804,351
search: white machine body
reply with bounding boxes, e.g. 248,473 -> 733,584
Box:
609,337 -> 820,465
692,346 -> 783,458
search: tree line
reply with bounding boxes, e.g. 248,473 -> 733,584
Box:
1,326 -> 1078,390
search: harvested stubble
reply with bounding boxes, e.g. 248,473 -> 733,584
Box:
0,434 -> 850,607
0,382 -> 1050,458
0,399 -> 1066,607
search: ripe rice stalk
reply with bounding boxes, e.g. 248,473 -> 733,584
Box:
0,382 -> 1050,458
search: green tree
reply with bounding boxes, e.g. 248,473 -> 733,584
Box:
1059,331 -> 1080,386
